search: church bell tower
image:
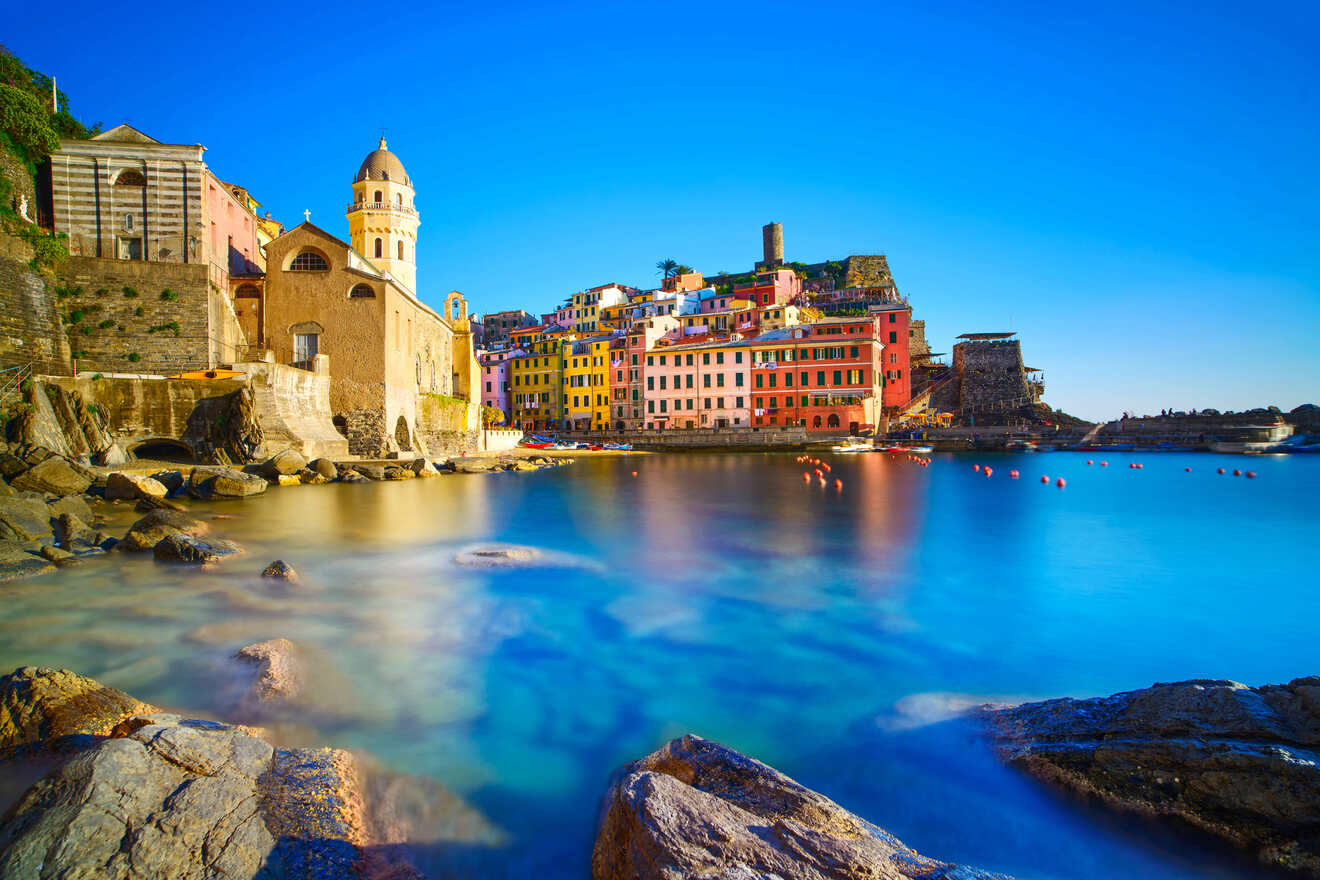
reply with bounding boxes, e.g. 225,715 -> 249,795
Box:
348,137 -> 419,293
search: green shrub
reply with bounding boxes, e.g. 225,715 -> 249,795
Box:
95,288 -> 108,297
67,309 -> 83,324
126,352 -> 140,363
133,306 -> 143,317
159,288 -> 178,301
78,324 -> 93,335
91,373 -> 103,381
97,319 -> 113,329
121,286 -> 138,298
147,321 -> 180,336
0,84 -> 59,164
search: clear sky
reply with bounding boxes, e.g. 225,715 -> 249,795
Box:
7,0 -> 1317,420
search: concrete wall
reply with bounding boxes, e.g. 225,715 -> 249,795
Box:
481,428 -> 523,453
44,375 -> 247,454
233,361 -> 348,459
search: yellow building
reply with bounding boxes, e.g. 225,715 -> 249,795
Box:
562,336 -> 612,431
510,326 -> 573,431
347,137 -> 420,294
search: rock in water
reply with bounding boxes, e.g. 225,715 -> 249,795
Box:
153,533 -> 243,564
9,457 -> 92,496
261,559 -> 299,582
0,666 -> 155,753
592,734 -> 1012,880
984,677 -> 1320,875
260,448 -> 308,478
233,638 -> 302,715
105,471 -> 168,501
309,458 -> 338,480
150,469 -> 186,496
187,465 -> 268,499
121,508 -> 209,552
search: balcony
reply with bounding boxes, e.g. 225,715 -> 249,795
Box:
346,201 -> 418,217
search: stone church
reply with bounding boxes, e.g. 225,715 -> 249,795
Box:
259,138 -> 478,456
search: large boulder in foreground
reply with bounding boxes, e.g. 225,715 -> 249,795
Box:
9,457 -> 92,497
592,734 -> 1011,880
0,666 -> 154,755
984,677 -> 1320,876
120,508 -> 209,552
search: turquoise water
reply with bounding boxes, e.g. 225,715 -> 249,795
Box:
1,451 -> 1315,878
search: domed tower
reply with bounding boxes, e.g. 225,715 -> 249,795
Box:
348,137 -> 419,293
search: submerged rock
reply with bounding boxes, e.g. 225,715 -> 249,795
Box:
261,559 -> 299,582
984,677 -> 1320,876
105,471 -> 167,501
452,544 -> 540,567
153,533 -> 243,565
309,458 -> 338,480
593,734 -> 1012,880
234,638 -> 302,712
260,448 -> 308,478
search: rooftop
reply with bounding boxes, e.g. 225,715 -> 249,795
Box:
957,332 -> 1016,340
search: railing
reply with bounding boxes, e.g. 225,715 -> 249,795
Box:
0,362 -> 33,396
346,201 -> 418,217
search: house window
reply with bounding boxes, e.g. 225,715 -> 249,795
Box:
349,283 -> 375,298
290,251 -> 329,271
398,240 -> 405,260
124,213 -> 134,231
293,333 -> 319,365
374,238 -> 383,258
889,332 -> 898,343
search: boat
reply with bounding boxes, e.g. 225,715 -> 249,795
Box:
831,438 -> 875,453
907,445 -> 934,454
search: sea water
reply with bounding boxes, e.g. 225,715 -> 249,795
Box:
1,451 -> 1314,878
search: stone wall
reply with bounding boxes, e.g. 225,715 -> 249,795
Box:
953,340 -> 1032,417
415,393 -> 479,456
341,409 -> 387,458
842,255 -> 894,289
0,232 -> 70,375
233,361 -> 348,459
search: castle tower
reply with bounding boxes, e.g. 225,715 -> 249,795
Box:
348,137 -> 419,293
760,221 -> 784,268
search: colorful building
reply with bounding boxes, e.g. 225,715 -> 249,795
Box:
510,325 -> 573,431
478,347 -> 523,423
611,315 -> 676,432
644,339 -> 749,430
562,336 -> 612,430
731,268 -> 801,307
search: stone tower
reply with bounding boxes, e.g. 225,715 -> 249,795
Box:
348,137 -> 419,293
760,221 -> 784,268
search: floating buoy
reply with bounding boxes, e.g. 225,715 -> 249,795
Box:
1217,467 -> 1225,474
632,471 -> 638,477
1100,461 -> 1108,467
1010,469 -> 1020,479
1086,459 -> 1093,465
1233,469 -> 1242,476
1056,477 -> 1066,488
803,472 -> 811,482
834,479 -> 842,490
973,464 -> 981,472
1041,475 -> 1050,483
1129,462 -> 1135,469
1184,467 -> 1191,472
1246,471 -> 1257,478
984,467 -> 993,477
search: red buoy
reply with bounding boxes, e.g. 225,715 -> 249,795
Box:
984,467 -> 993,477
973,464 -> 981,472
1233,469 -> 1242,476
1246,471 -> 1257,478
1041,475 -> 1050,483
1086,459 -> 1093,465
1217,467 -> 1225,474
1136,463 -> 1144,469
1184,467 -> 1191,472
1056,477 -> 1066,488
1129,462 -> 1136,469
1100,461 -> 1108,467
1010,469 -> 1020,479
834,478 -> 843,490
803,472 -> 811,482
632,471 -> 638,477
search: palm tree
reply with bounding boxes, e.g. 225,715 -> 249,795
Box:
674,264 -> 694,275
656,258 -> 677,279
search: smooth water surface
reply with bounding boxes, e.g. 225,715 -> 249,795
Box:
2,451 -> 1316,878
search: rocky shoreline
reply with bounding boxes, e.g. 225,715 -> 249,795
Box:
0,441 -> 570,582
0,667 -> 1315,878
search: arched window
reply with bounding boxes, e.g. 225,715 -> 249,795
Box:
397,240 -> 404,260
812,415 -> 822,428
349,283 -> 375,299
289,250 -> 329,271
395,193 -> 402,206
374,238 -> 383,258
827,414 -> 840,428
114,169 -> 146,187
373,189 -> 382,203
236,284 -> 261,299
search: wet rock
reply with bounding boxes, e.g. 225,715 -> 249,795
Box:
261,559 -> 299,582
151,469 -> 186,496
340,471 -> 368,483
261,448 -> 308,478
350,463 -> 385,480
52,512 -> 94,548
234,638 -> 302,711
297,467 -> 328,485
46,493 -> 93,523
92,442 -> 128,467
153,533 -> 243,565
383,465 -> 416,480
451,458 -> 500,474
984,677 -> 1320,876
38,544 -> 74,565
135,494 -> 189,512
9,457 -> 92,496
0,666 -> 155,754
0,495 -> 53,543
105,471 -> 168,501
0,542 -> 53,582
121,508 -> 209,552
592,734 -> 1012,880
0,476 -> 12,497
187,465 -> 268,499
309,458 -> 338,480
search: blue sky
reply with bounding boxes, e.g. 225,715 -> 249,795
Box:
8,0 -> 1317,420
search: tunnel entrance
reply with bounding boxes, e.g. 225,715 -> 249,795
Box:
128,439 -> 195,463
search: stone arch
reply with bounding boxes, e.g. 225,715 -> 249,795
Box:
394,415 -> 412,451
127,437 -> 194,462
827,413 -> 840,428
349,283 -> 375,299
812,415 -> 822,429
113,168 -> 146,187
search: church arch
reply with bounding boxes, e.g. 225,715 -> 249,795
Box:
349,283 -> 376,299
394,415 -> 412,451
114,169 -> 146,187
288,249 -> 329,271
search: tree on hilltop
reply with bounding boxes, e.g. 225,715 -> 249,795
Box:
656,258 -> 678,279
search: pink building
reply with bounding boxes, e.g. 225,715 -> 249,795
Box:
731,268 -> 801,308
479,347 -> 523,424
204,171 -> 261,290
644,339 -> 750,430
